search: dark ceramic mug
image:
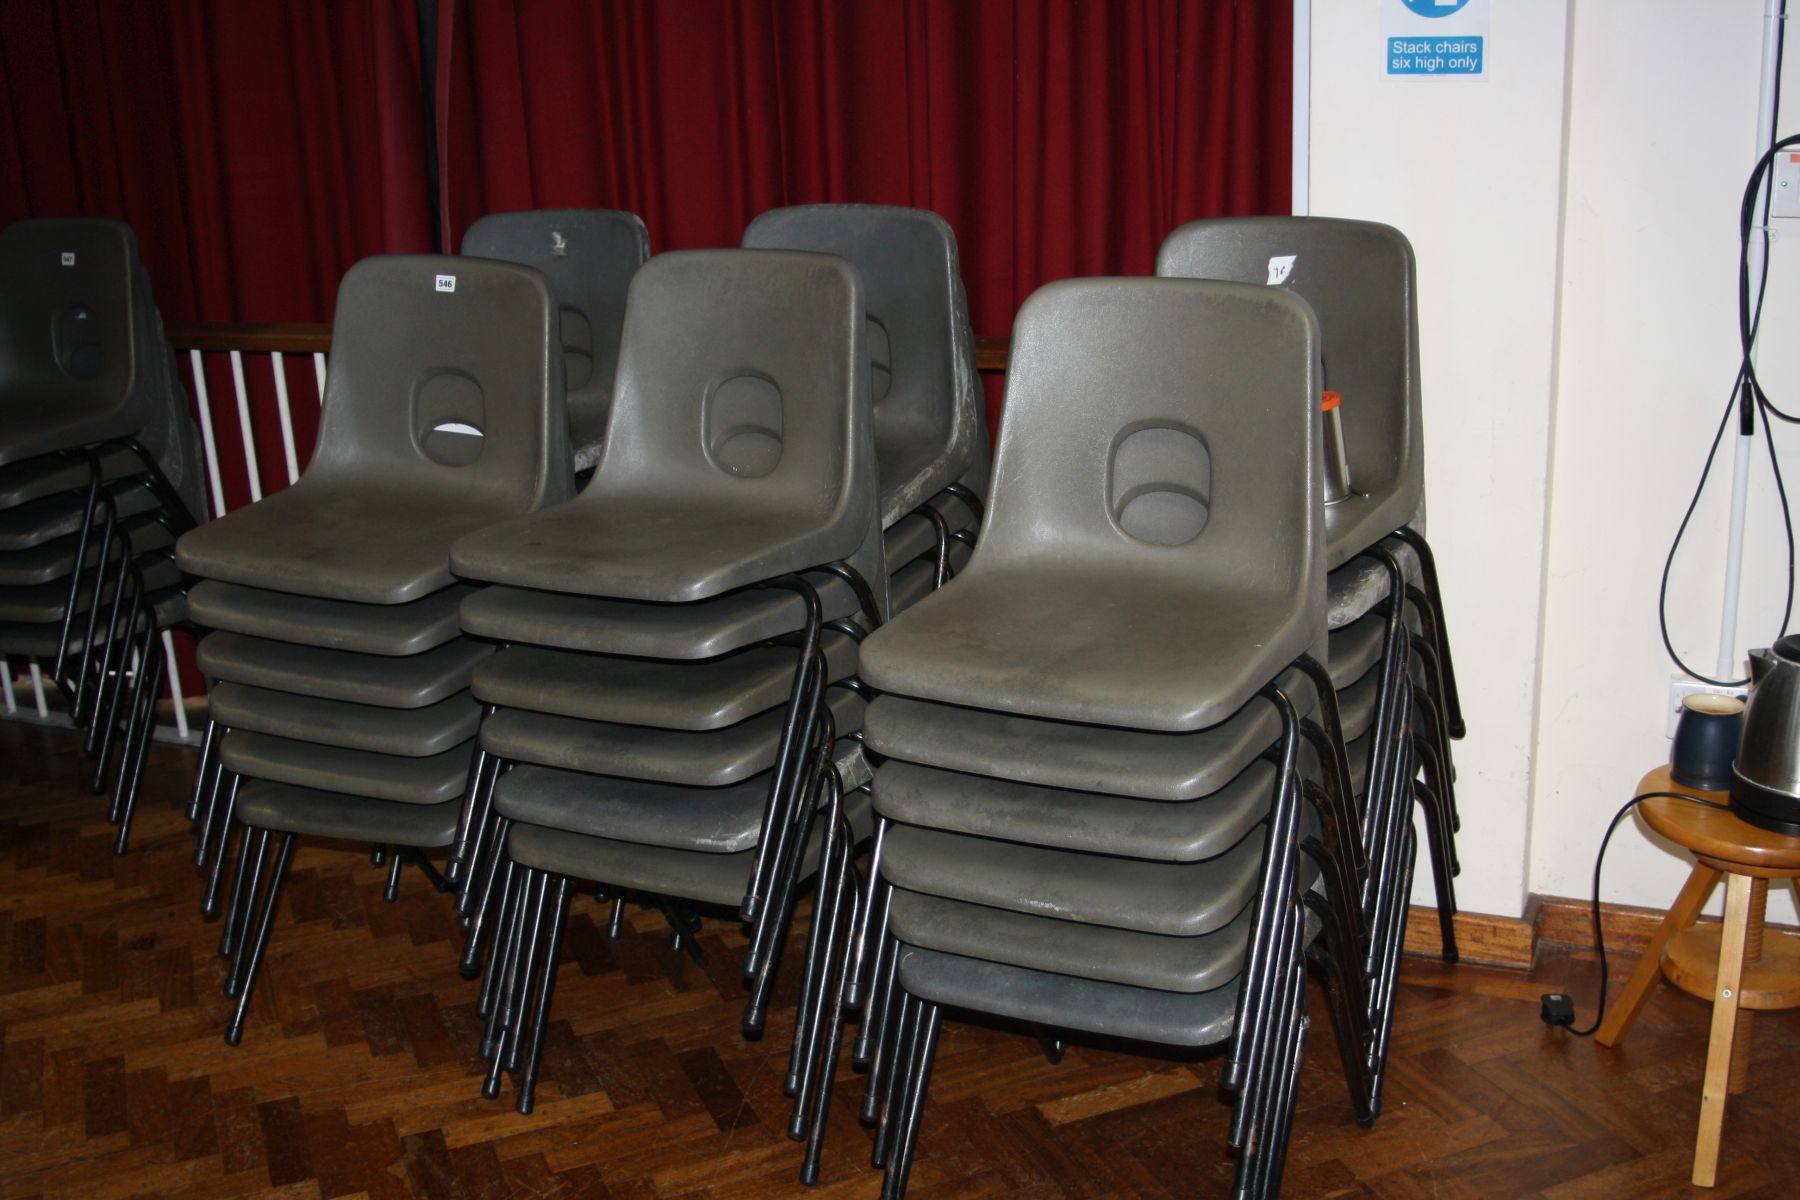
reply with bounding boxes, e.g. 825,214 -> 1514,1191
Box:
1670,692 -> 1745,792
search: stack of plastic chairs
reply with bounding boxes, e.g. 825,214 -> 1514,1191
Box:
461,209 -> 650,477
1157,217 -> 1463,963
742,205 -> 990,608
836,277 -> 1405,1198
173,255 -> 571,1045
0,217 -> 206,851
445,249 -> 889,1124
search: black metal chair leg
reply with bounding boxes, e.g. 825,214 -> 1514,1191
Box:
86,569 -> 140,774
870,989 -> 917,1167
800,842 -> 861,1184
742,575 -> 824,926
516,874 -> 572,1115
789,828 -> 858,1134
1415,780 -> 1458,963
884,1000 -> 944,1200
459,819 -> 513,979
382,849 -> 405,902
200,775 -> 242,917
53,461 -> 104,678
225,832 -> 296,1046
224,826 -> 270,996
186,720 -> 220,822
858,930 -> 901,1119
371,845 -> 388,867
1389,525 -> 1463,738
454,753 -> 503,917
110,630 -> 163,854
218,821 -> 256,958
504,871 -> 552,1071
448,705 -> 498,883
476,857 -> 522,1020
193,754 -> 230,866
846,817 -> 891,1009
785,768 -> 848,1094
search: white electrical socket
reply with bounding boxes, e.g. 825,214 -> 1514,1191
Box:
1665,674 -> 1747,737
1774,150 -> 1800,220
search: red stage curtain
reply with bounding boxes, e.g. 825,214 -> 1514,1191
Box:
437,0 -> 1291,350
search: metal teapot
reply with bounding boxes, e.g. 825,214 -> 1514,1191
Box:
1732,634 -> 1800,835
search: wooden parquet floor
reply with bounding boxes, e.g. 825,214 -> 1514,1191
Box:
3,720 -> 1800,1199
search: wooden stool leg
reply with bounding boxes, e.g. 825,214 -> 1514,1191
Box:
1596,863 -> 1720,1047
1693,872 -> 1754,1189
1727,878 -> 1768,1096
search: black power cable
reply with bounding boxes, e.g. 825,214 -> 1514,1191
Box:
1541,790 -> 1730,1038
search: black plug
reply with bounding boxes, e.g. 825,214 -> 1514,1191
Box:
1540,992 -> 1576,1028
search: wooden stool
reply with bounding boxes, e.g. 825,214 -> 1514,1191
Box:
1595,766 -> 1800,1188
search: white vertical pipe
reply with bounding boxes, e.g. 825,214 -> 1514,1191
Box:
161,630 -> 189,739
2,658 -> 16,714
314,352 -> 327,400
28,662 -> 47,719
271,352 -> 301,486
1291,0 -> 1311,216
189,349 -> 228,520
1714,0 -> 1786,680
229,350 -> 263,503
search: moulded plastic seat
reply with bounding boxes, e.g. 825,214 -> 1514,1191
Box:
219,731 -> 473,805
491,741 -> 866,854
861,667 -> 1317,803
857,278 -> 1324,731
0,589 -> 184,656
0,220 -> 151,466
505,787 -> 873,908
881,822 -> 1264,938
871,757 -> 1279,863
881,492 -> 976,572
458,574 -> 864,661
742,205 -> 991,526
896,943 -> 1239,1049
1334,664 -> 1381,745
0,479 -> 160,551
236,781 -> 462,846
187,580 -> 475,656
0,514 -> 173,587
0,553 -> 180,623
888,543 -> 972,614
197,632 -> 491,708
470,631 -> 857,731
448,249 -> 883,610
1156,217 -> 1423,570
889,887 -> 1254,995
1326,540 -> 1421,630
208,682 -> 480,757
0,445 -> 140,509
176,255 -> 571,603
1327,613 -> 1386,689
461,209 -> 649,472
478,686 -> 865,787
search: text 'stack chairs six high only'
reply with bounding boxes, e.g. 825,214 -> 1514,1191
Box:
0,217 -> 206,852
173,253 -> 572,1044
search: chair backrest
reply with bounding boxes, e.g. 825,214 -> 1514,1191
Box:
1155,217 -> 1421,522
581,247 -> 877,565
742,205 -> 988,525
461,209 -> 648,463
306,255 -> 571,509
0,218 -> 141,423
972,277 -> 1324,609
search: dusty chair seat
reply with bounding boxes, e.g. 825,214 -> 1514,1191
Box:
0,403 -> 146,468
0,553 -> 179,623
493,744 -> 867,855
471,632 -> 858,731
186,580 -> 474,656
0,446 -> 141,509
207,682 -> 479,757
1326,540 -> 1421,630
889,889 -> 1254,995
861,667 -> 1318,803
0,589 -> 183,656
236,781 -> 462,846
1328,613 -> 1386,688
0,514 -> 173,587
505,787 -> 874,910
219,730 -> 473,805
859,569 -> 1321,732
0,479 -> 160,551
478,686 -> 865,787
881,492 -> 977,569
198,632 -> 490,708
889,544 -> 971,614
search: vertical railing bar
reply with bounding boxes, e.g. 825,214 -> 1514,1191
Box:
313,352 -> 327,400
189,349 -> 227,520
1,657 -> 16,714
271,351 -> 300,486
228,350 -> 263,503
161,630 -> 189,740
29,662 -> 48,719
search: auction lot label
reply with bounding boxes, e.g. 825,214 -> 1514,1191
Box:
1385,0 -> 1490,79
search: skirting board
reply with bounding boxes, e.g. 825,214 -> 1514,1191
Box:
1402,893 -> 1800,970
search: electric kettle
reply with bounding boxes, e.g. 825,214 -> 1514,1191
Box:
1732,634 -> 1800,835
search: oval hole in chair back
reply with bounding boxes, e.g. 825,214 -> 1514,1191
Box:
705,372 -> 785,478
1107,424 -> 1211,547
867,315 -> 893,404
560,305 -> 594,392
412,368 -> 487,467
53,304 -> 103,380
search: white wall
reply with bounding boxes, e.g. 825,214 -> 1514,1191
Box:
1308,1 -> 1800,920
1310,0 -> 1573,918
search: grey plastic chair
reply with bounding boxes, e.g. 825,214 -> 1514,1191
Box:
741,204 -> 990,528
462,209 -> 649,474
177,254 -> 573,603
